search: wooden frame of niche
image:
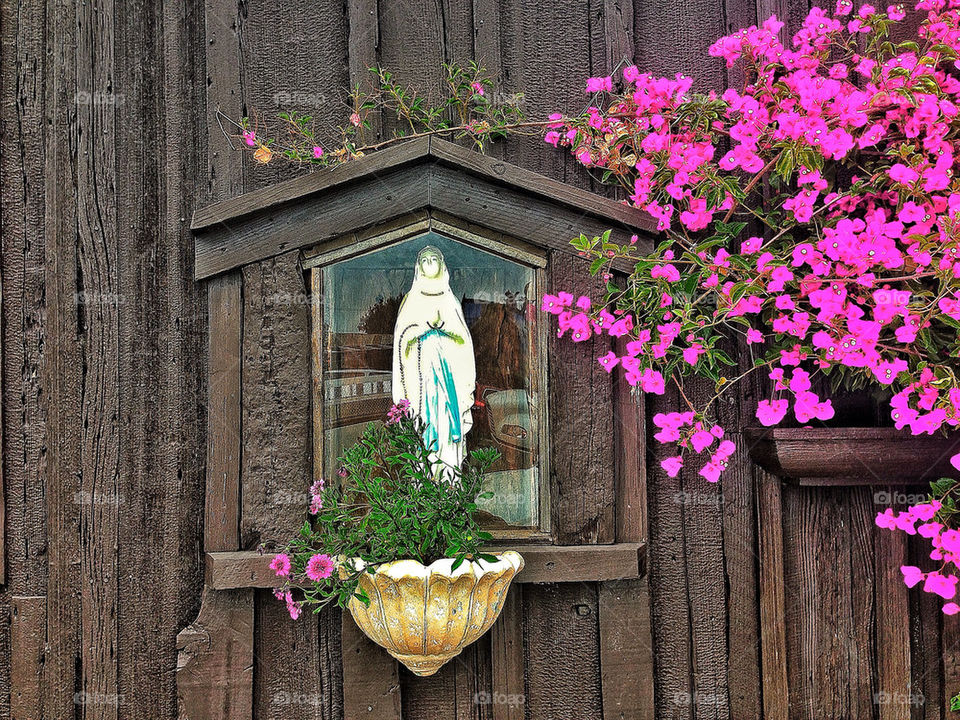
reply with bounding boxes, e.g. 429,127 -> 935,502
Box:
176,137 -> 658,720
304,210 -> 553,540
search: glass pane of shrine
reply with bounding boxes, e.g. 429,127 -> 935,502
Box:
319,231 -> 542,530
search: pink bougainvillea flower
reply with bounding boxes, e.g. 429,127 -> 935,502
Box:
585,76 -> 613,93
661,456 -> 683,477
243,131 -> 256,147
756,398 -> 789,426
270,553 -> 292,578
943,603 -> 960,616
691,428 -> 715,452
699,461 -> 723,483
923,572 -> 958,600
313,145 -> 324,159
888,163 -> 919,185
901,565 -> 925,588
598,351 -> 620,373
640,368 -> 666,395
306,554 -> 335,582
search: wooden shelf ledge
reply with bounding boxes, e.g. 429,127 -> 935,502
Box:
205,542 -> 646,589
744,427 -> 960,486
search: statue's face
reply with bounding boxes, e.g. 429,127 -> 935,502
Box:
419,253 -> 442,279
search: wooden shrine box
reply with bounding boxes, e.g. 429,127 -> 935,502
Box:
177,137 -> 658,719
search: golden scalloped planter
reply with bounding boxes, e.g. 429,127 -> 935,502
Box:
346,551 -> 524,676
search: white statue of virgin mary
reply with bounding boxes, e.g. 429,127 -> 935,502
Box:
392,245 -> 476,476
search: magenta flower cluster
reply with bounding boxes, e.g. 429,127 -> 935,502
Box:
542,0 -> 960,480
542,1 -> 960,607
877,455 -> 960,615
386,398 -> 412,425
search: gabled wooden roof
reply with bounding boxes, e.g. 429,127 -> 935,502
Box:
191,136 -> 657,280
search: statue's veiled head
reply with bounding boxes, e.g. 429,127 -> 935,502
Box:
415,246 -> 445,281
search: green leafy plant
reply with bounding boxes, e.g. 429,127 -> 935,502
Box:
270,401 -> 500,616
222,60 -> 540,168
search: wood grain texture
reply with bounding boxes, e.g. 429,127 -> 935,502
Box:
0,0 -> 47,600
599,579 -> 655,720
548,254 -> 616,544
342,612 -> 402,720
755,473 -> 789,720
254,593 -> 343,720
176,588 -> 254,720
206,273 -> 243,551
721,438 -> 761,719
240,251 -> 313,547
44,0 -> 86,716
874,502 -> 911,720
206,544 -> 646,589
783,486 -> 875,720
11,596 -> 45,719
490,585 -> 524,720
523,583 -> 602,719
745,427 -> 960,485
116,2 -> 209,720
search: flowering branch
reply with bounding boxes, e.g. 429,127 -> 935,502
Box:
542,0 -> 960,615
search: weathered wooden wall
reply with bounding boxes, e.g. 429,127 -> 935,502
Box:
2,0 -> 957,719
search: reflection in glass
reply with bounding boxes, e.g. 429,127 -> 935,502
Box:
320,231 -> 540,529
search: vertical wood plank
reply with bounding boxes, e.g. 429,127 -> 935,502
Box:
523,583 -> 603,719
176,587 -> 254,720
255,595 -> 343,720
722,437 -> 761,718
548,254 -> 616,544
874,495 -> 911,720
44,0 -> 85,716
342,612 -> 402,719
490,585 -> 524,720
756,473 -> 789,720
348,0 -> 381,141
943,603 -> 960,719
11,596 -> 45,719
783,486 -> 874,720
599,579 -> 655,720
204,0 -> 246,200
77,0 -> 123,699
603,0 -> 635,70
614,343 -> 646,543
848,488 -> 878,719
206,272 -> 243,552
116,0 -> 209,717
1,0 -> 48,604
240,251 -> 312,547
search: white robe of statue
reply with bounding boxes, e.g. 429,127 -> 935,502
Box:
392,246 -> 476,477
